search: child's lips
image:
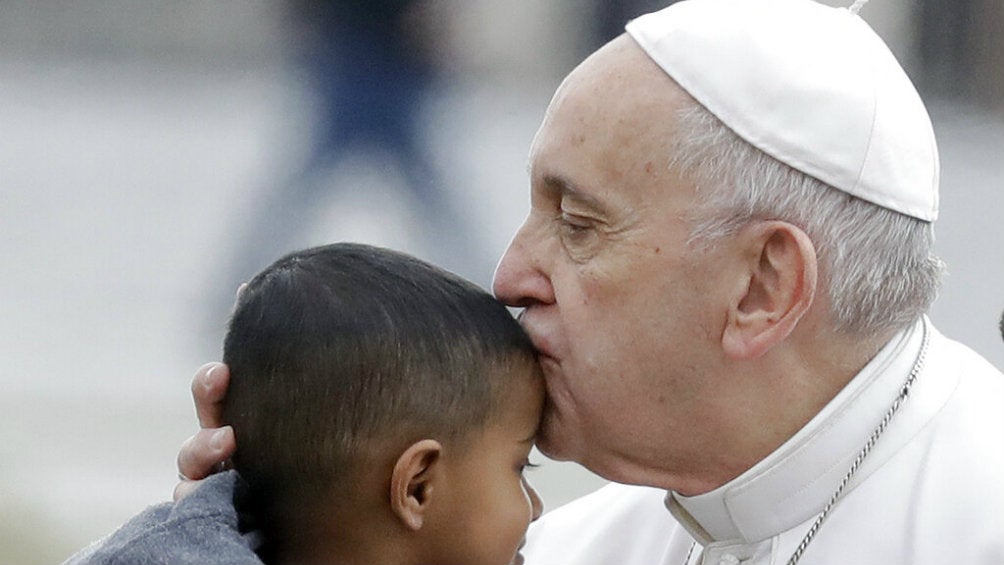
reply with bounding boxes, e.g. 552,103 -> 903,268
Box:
509,538 -> 528,565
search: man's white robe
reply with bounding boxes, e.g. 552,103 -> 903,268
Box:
523,318 -> 1004,565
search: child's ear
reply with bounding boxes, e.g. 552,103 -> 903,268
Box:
389,439 -> 443,531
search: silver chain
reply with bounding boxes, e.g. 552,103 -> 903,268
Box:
682,541 -> 696,565
682,322 -> 930,565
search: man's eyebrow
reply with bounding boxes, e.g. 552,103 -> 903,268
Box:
542,173 -> 611,216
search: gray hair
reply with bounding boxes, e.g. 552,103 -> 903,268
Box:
669,98 -> 944,336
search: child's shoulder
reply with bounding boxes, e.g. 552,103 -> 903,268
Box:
62,471 -> 263,565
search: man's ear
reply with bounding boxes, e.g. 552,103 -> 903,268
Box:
389,439 -> 443,531
722,221 -> 817,360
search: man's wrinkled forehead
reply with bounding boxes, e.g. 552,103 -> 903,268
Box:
547,34 -> 666,109
528,34 -> 684,164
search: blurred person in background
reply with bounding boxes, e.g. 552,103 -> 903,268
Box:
140,0 -> 1004,563
590,0 -> 670,47
228,0 -> 483,296
916,0 -> 976,98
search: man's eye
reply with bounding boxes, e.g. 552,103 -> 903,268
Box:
559,213 -> 592,236
556,212 -> 602,262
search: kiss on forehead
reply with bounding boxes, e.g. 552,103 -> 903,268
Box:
68,1 -> 1004,565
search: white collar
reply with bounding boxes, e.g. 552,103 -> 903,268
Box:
665,317 -> 955,544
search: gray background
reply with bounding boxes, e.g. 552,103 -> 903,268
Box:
1,1 -> 1001,562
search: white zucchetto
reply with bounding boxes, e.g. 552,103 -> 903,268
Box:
626,0 -> 939,221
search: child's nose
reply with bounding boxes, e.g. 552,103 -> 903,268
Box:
523,477 -> 544,521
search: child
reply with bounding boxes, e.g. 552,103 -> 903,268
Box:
65,243 -> 544,565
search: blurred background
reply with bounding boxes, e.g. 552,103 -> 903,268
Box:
1,1 -> 1001,562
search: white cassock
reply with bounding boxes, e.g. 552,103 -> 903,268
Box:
522,317 -> 1004,565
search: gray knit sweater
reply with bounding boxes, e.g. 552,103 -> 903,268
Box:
62,471 -> 263,565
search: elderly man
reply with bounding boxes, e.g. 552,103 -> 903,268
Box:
175,0 -> 1004,563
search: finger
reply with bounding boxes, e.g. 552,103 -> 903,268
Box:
173,479 -> 201,501
191,362 -> 230,429
176,426 -> 236,482
172,467 -> 227,501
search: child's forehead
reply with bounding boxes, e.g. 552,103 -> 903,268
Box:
492,358 -> 543,396
491,370 -> 545,428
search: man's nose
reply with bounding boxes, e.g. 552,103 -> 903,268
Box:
493,221 -> 554,308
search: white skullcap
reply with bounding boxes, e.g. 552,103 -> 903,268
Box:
626,0 -> 939,221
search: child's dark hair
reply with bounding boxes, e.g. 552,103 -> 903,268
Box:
222,243 -> 538,559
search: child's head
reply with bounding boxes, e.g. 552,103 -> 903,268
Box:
222,243 -> 543,565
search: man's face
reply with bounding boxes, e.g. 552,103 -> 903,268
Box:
493,36 -> 734,485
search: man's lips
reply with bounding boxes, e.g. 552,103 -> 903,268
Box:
530,336 -> 558,363
518,309 -> 550,353
518,314 -> 557,360
534,342 -> 555,359
530,341 -> 562,367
